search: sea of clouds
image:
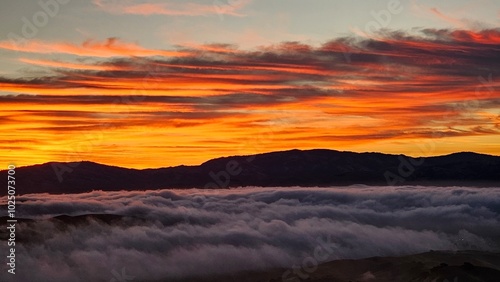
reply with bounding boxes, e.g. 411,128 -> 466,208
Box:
2,186 -> 500,281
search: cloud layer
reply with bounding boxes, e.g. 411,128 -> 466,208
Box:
0,29 -> 500,168
2,186 -> 499,281
1,28 -> 499,167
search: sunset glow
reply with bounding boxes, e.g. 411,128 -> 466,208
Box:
1,0 -> 499,168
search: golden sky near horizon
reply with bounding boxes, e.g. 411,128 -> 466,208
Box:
0,0 -> 499,168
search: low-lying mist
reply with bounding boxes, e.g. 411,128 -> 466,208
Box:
2,186 -> 499,281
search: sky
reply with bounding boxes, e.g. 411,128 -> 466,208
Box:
0,0 -> 499,168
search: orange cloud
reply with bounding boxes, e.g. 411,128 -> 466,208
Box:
449,29 -> 500,44
1,28 -> 499,168
19,58 -> 129,71
0,38 -> 189,57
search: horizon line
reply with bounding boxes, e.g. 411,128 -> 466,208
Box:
6,148 -> 498,170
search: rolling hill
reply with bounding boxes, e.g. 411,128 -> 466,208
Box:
2,149 -> 499,195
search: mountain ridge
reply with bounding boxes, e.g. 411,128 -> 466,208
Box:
9,149 -> 499,170
2,149 -> 499,195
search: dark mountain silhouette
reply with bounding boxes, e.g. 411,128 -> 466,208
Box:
182,250 -> 500,282
2,149 -> 499,195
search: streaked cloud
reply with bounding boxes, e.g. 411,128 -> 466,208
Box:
429,7 -> 467,28
93,0 -> 252,17
0,37 -> 189,57
0,28 -> 499,167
